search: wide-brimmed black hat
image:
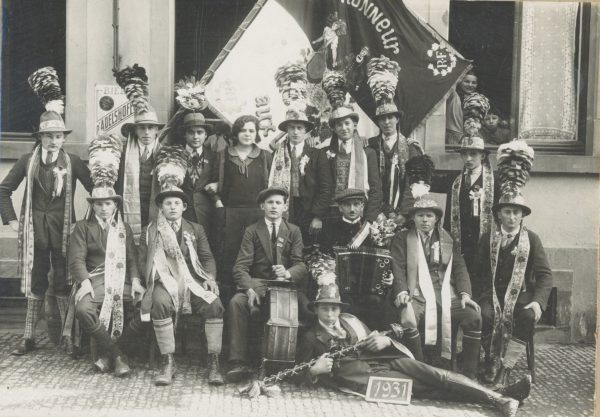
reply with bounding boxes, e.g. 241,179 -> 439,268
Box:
155,185 -> 189,206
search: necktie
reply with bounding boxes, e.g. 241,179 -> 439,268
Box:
502,233 -> 513,249
464,170 -> 472,189
171,221 -> 179,233
291,145 -> 297,159
45,151 -> 54,165
141,146 -> 150,162
422,233 -> 431,259
271,222 -> 278,264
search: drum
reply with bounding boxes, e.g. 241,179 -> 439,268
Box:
262,280 -> 298,366
334,246 -> 392,297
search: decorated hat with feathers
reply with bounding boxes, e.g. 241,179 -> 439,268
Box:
275,62 -> 314,132
154,145 -> 190,205
406,155 -> 443,218
322,70 -> 359,127
28,67 -> 71,135
493,139 -> 535,216
367,55 -> 402,119
87,134 -> 123,203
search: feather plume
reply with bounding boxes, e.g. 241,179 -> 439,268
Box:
367,56 -> 400,105
317,272 -> 337,286
28,67 -> 65,114
113,64 -> 150,115
406,155 -> 434,187
89,134 -> 123,187
274,62 -> 308,107
322,70 -> 347,110
174,75 -> 208,111
463,93 -> 490,136
496,139 -> 534,198
155,145 -> 189,190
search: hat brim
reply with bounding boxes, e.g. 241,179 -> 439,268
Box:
278,119 -> 315,132
375,110 -> 403,119
155,190 -> 189,206
257,189 -> 289,204
308,299 -> 349,310
329,113 -> 359,128
456,146 -> 490,155
33,129 -> 72,136
408,206 -> 444,218
121,122 -> 165,137
87,195 -> 122,204
492,202 -> 531,217
179,123 -> 214,135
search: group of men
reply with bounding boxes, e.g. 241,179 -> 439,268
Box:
0,64 -> 553,417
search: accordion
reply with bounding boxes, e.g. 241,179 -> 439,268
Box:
334,246 -> 392,297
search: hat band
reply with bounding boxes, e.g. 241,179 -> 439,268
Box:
39,120 -> 66,130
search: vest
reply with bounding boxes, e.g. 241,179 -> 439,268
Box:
139,155 -> 154,227
459,173 -> 484,249
335,153 -> 351,193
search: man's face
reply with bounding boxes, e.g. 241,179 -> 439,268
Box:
161,197 -> 186,221
498,206 -> 523,231
483,114 -> 500,130
261,194 -> 288,221
135,124 -> 159,146
286,122 -> 307,145
459,74 -> 478,94
39,132 -> 65,152
93,199 -> 117,221
185,126 -> 207,150
316,304 -> 341,326
413,210 -> 438,233
460,149 -> 485,171
334,117 -> 356,142
338,198 -> 364,221
377,114 -> 399,137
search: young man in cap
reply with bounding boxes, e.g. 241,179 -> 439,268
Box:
0,109 -> 93,356
475,140 -> 552,384
227,186 -> 308,382
269,109 -> 332,244
69,134 -> 141,376
138,153 -> 225,386
391,194 -> 482,378
445,135 -> 497,298
297,280 -> 528,417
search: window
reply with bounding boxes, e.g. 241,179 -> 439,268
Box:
1,0 -> 66,135
446,1 -> 591,154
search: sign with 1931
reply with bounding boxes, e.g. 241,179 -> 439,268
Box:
365,376 -> 412,405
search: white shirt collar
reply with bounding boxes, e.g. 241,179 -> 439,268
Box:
418,229 -> 433,240
139,141 -> 156,156
265,217 -> 282,232
41,148 -> 59,164
339,139 -> 353,155
95,215 -> 110,230
383,133 -> 398,145
500,225 -> 520,237
465,165 -> 483,182
289,141 -> 305,157
342,217 -> 361,225
186,144 -> 203,156
319,319 -> 342,332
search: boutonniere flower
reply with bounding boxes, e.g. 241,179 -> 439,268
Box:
510,246 -> 519,256
391,153 -> 399,166
431,241 -> 440,264
183,230 -> 196,244
469,185 -> 482,200
299,154 -> 310,175
52,167 -> 68,198
326,150 -> 336,159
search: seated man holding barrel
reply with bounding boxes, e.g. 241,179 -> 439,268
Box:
227,186 -> 309,382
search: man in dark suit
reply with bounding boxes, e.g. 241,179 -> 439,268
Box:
270,109 -> 333,245
391,196 -> 482,379
138,185 -> 225,386
296,281 -> 527,417
226,186 -> 308,382
475,190 -> 553,384
0,110 -> 93,356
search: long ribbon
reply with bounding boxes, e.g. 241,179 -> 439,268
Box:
123,137 -> 142,243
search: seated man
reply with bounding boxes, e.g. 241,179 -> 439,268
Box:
391,194 -> 482,378
475,139 -> 552,384
227,186 -> 308,382
138,148 -> 225,386
297,280 -> 529,417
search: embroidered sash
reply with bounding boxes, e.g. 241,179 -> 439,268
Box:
97,214 -> 127,339
347,222 -> 371,248
347,134 -> 369,192
123,137 -> 142,242
450,160 -> 494,253
378,133 -> 409,209
489,227 -> 530,368
268,137 -> 292,192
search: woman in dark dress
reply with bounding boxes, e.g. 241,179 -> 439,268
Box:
209,115 -> 272,300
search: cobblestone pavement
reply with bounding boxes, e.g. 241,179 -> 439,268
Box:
0,332 -> 595,417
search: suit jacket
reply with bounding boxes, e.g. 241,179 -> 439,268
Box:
181,147 -> 218,227
0,151 -> 92,225
233,219 -> 308,291
320,217 -> 374,255
324,144 -> 383,222
475,229 -> 553,310
390,227 -> 471,300
367,134 -> 423,215
69,216 -> 139,301
296,145 -> 333,219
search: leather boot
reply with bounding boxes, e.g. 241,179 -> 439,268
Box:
114,355 -> 131,377
495,375 -> 532,405
94,356 -> 112,373
443,370 -> 519,417
11,338 -> 36,356
495,366 -> 512,386
402,328 -> 424,362
461,331 -> 481,379
207,354 -> 224,385
154,354 -> 176,386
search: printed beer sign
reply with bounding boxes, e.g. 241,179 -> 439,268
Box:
365,376 -> 412,405
95,84 -> 134,137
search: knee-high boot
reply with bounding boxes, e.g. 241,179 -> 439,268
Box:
443,370 -> 519,417
461,330 -> 481,379
402,328 -> 424,362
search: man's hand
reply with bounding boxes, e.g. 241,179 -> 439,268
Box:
394,291 -> 411,308
131,278 -> 145,302
272,265 -> 291,280
309,353 -> 333,376
363,331 -> 392,352
523,301 -> 542,322
8,220 -> 19,232
204,182 -> 218,195
75,279 -> 94,304
247,288 -> 261,308
382,272 -> 393,287
461,293 -> 481,312
309,217 -> 323,235
203,279 -> 220,296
